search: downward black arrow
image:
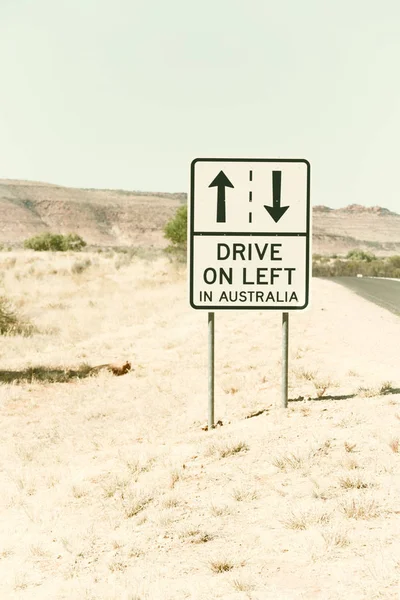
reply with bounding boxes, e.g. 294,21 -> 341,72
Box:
209,170 -> 234,223
264,170 -> 289,223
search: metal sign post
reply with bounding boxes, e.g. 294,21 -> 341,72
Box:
208,312 -> 215,429
189,158 -> 311,422
282,312 -> 289,408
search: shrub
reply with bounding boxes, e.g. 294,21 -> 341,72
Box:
388,255 -> 400,269
24,232 -> 86,252
62,233 -> 87,251
0,296 -> 35,336
346,249 -> 376,262
71,258 -> 91,274
164,205 -> 187,259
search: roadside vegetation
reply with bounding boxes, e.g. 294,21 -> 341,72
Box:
24,232 -> 86,252
0,296 -> 35,336
313,250 -> 400,278
163,204 -> 187,261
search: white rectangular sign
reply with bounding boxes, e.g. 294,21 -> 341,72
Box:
189,158 -> 311,310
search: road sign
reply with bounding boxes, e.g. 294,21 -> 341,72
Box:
189,158 -> 311,310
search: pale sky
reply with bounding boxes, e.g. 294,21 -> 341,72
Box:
0,0 -> 399,210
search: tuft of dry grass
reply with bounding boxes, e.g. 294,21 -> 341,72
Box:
13,574 -> 28,591
272,452 -> 304,471
295,368 -> 337,397
344,442 -> 357,453
281,509 -> 330,530
342,458 -> 359,470
357,386 -> 377,398
108,560 -> 127,572
30,544 -> 48,557
126,456 -> 156,478
379,381 -> 394,395
209,558 -> 236,573
231,487 -> 258,502
339,475 -> 370,490
128,546 -> 144,558
231,578 -> 253,592
206,440 -> 249,459
180,528 -> 214,544
162,494 -> 180,509
210,503 -> 231,517
102,476 -> 128,498
388,438 -> 399,453
122,491 -> 153,518
322,529 -> 350,548
341,498 -> 380,520
169,467 -> 183,489
72,484 -> 87,498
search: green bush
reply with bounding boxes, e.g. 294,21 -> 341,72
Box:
388,255 -> 400,269
346,249 -> 376,262
164,205 -> 187,249
63,233 -> 87,251
24,232 -> 86,252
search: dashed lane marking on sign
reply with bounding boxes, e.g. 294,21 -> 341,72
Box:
248,170 -> 253,224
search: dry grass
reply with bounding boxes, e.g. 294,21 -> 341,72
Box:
122,491 -> 153,519
342,458 -> 359,470
344,441 -> 357,453
231,487 -> 258,502
357,385 -> 378,398
389,438 -> 399,453
272,452 -> 304,471
210,504 -> 231,517
0,252 -> 399,600
339,475 -> 370,489
231,578 -> 253,592
209,558 -> 236,573
295,367 -> 337,397
341,498 -> 380,520
379,381 -> 394,395
281,510 -> 331,530
206,440 -> 249,459
322,529 -> 350,548
179,528 -> 214,544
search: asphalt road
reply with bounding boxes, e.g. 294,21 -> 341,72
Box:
330,277 -> 400,317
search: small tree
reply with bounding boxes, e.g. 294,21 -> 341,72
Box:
164,205 -> 187,259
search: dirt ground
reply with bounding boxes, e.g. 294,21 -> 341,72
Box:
0,251 -> 399,600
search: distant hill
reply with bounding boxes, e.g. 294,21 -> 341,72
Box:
0,179 -> 185,248
312,203 -> 400,255
0,179 -> 399,254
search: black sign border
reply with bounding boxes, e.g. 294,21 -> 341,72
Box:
189,158 -> 311,311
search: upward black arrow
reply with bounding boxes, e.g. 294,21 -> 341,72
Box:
209,171 -> 234,223
264,170 -> 289,223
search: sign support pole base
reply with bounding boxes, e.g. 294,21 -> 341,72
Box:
208,312 -> 215,429
282,312 -> 289,408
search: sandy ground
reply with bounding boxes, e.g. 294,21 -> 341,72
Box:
0,251 -> 399,600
